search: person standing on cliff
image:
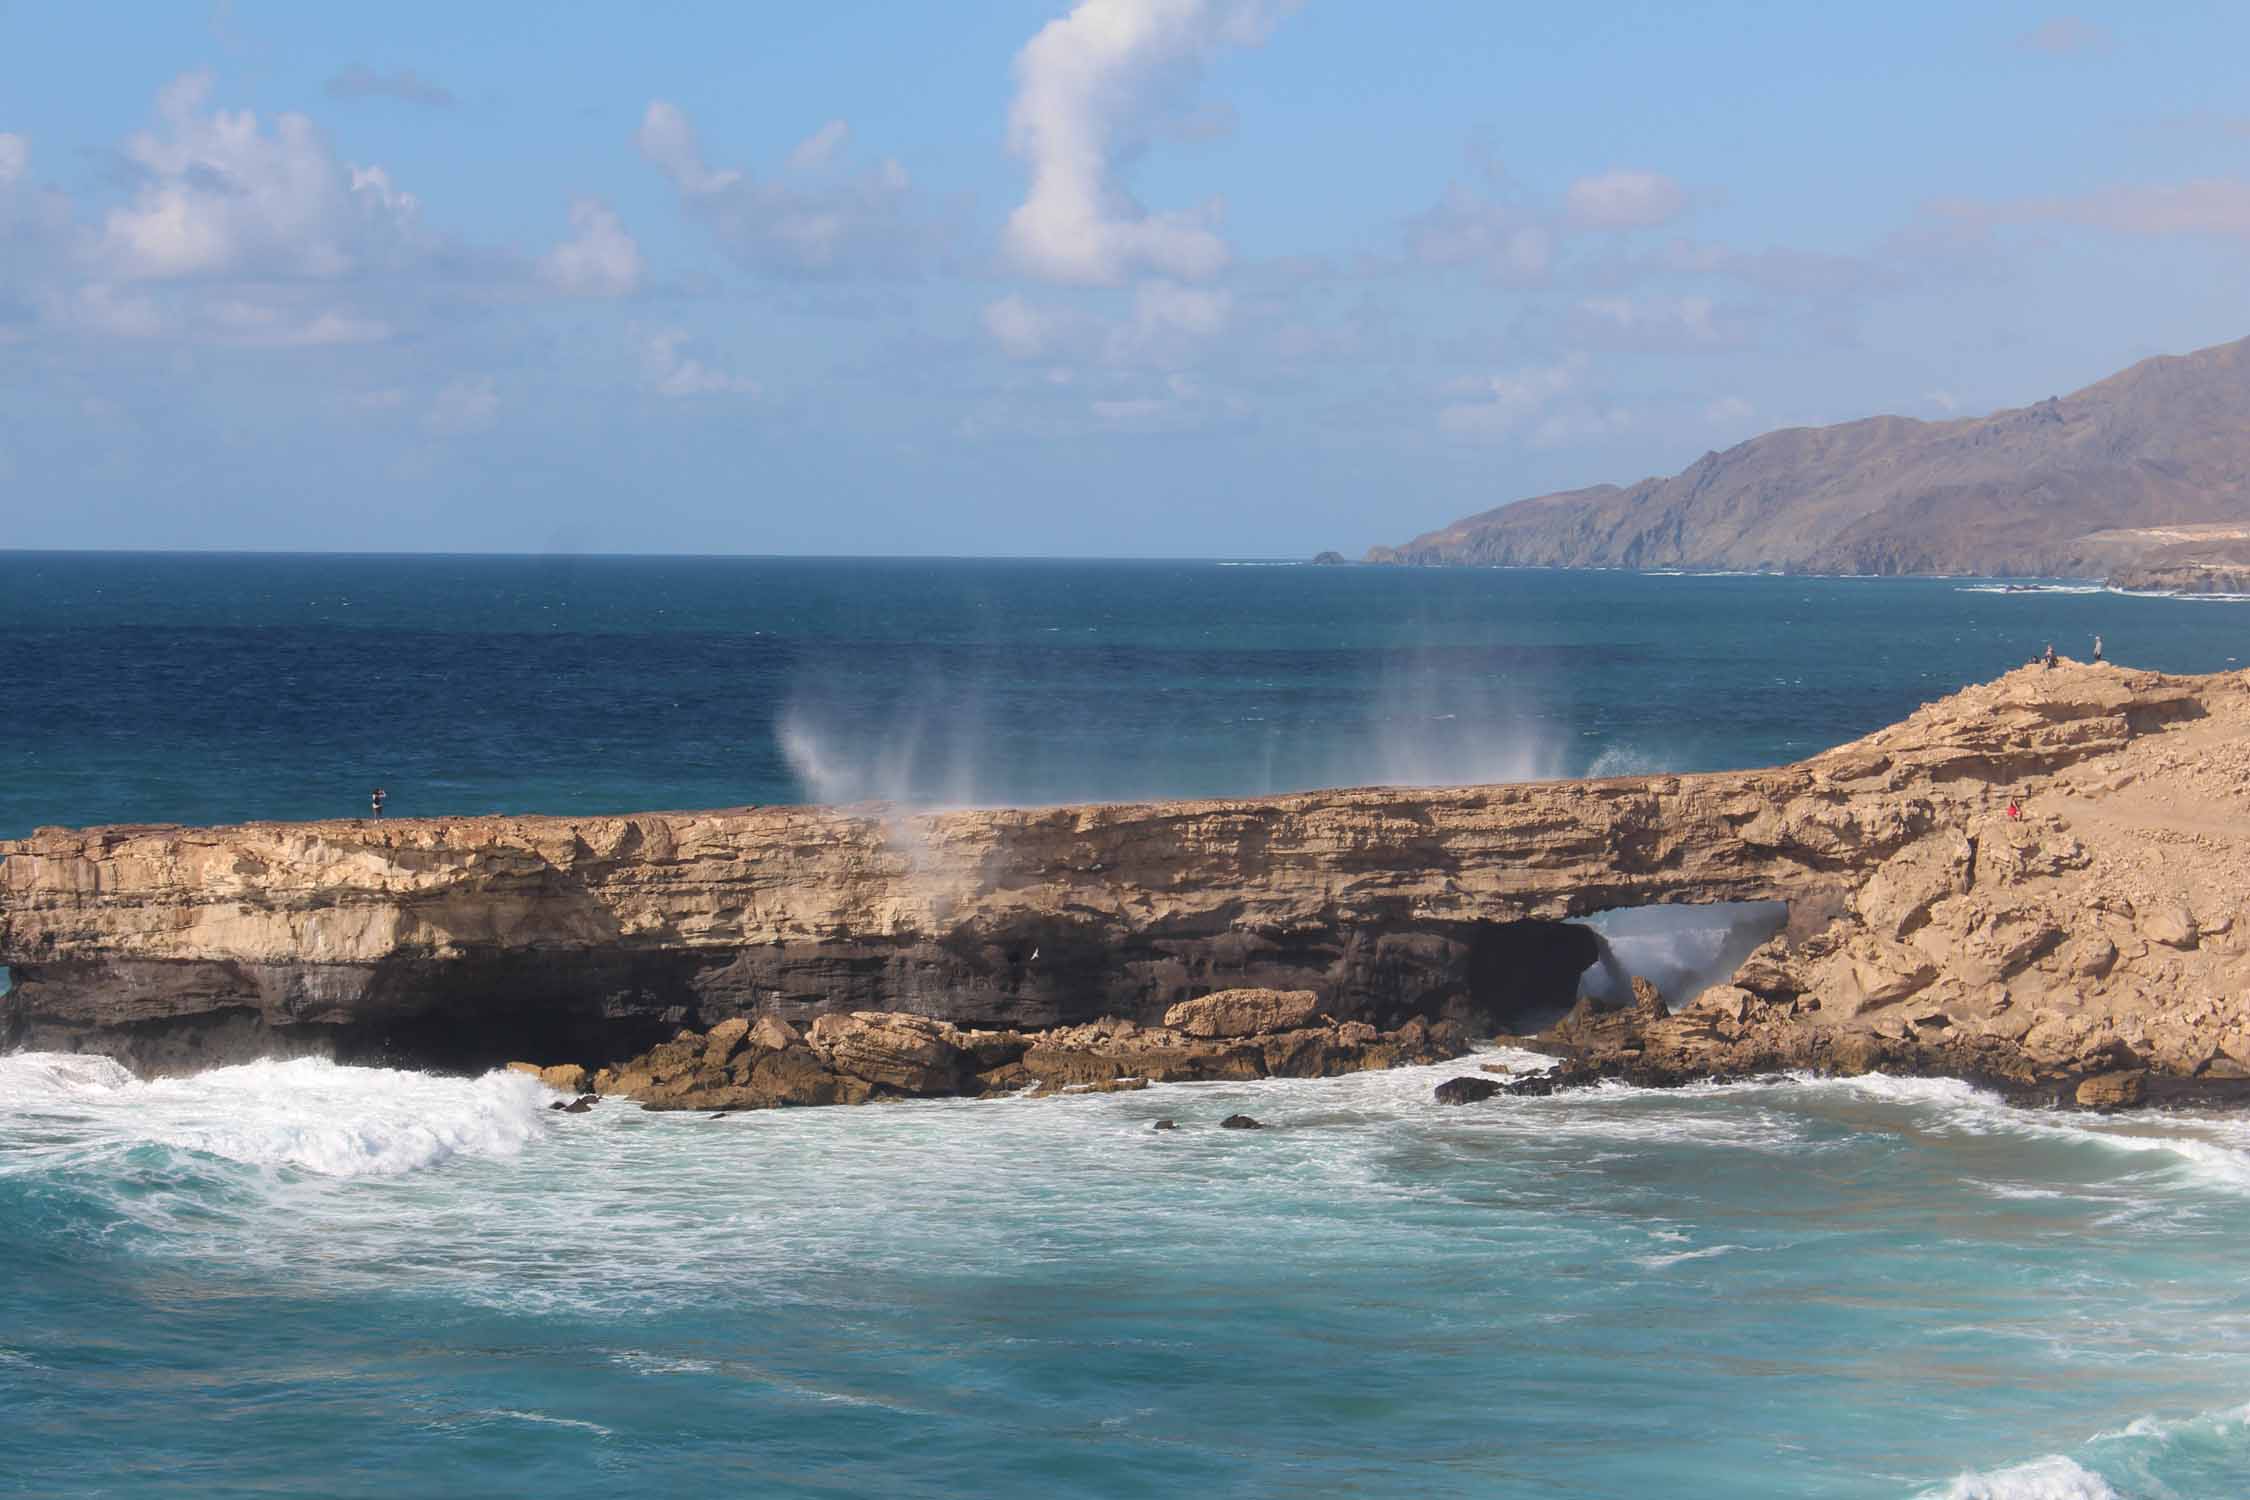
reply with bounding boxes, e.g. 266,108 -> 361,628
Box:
2042,643 -> 2057,670
370,787 -> 386,819
2093,634 -> 2104,662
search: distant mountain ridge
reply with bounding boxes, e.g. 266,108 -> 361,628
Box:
1369,335 -> 2250,579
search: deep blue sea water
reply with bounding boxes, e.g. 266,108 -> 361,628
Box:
5,554 -> 2250,1498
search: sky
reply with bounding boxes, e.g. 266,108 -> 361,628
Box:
3,1 -> 2249,557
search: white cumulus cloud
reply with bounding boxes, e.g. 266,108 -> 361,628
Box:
1002,0 -> 1295,285
0,133 -> 26,186
100,71 -> 425,281
542,197 -> 643,297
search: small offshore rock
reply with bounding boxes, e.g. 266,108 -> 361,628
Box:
1434,1075 -> 1502,1105
1219,1114 -> 1265,1130
1151,1118 -> 1178,1132
1477,1062 -> 1515,1075
2075,1069 -> 2149,1111
561,1095 -> 596,1114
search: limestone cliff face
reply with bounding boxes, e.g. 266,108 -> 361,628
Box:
0,665 -> 2235,1078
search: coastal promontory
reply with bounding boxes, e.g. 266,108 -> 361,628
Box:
1370,334 -> 2250,580
5,663 -> 2247,1106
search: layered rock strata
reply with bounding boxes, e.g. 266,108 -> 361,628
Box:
3,663 -> 2244,1095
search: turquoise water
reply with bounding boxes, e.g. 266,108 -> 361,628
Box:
6,555 -> 2250,1496
4,1053 -> 2249,1498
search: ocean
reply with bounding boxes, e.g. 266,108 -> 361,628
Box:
4,553 -> 2250,1498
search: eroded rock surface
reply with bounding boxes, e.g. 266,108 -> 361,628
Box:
4,663 -> 2245,1104
1503,666 -> 2250,1105
579,1008 -> 1468,1112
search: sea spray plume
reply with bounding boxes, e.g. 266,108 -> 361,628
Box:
1570,901 -> 1788,1007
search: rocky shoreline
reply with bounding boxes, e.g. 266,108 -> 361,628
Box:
6,662 -> 2248,1118
510,988 -> 1469,1113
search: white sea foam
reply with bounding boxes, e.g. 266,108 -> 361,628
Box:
1917,1454 -> 2118,1499
0,1052 -> 552,1179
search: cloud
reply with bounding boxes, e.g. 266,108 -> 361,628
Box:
1002,0 -> 1295,285
541,197 -> 642,296
1925,390 -> 1960,412
1703,394 -> 1753,425
1131,277 -> 1230,337
1405,180 -> 1553,282
204,300 -> 392,346
1438,353 -> 1628,445
637,99 -> 928,277
427,375 -> 498,434
323,65 -> 456,108
641,328 -> 759,397
0,133 -> 26,186
1564,169 -> 1687,231
984,294 -> 1063,359
1565,293 -> 1748,350
99,71 -> 426,281
2019,17 -> 2114,55
786,119 -> 851,173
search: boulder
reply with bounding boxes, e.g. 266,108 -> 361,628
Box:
1219,1114 -> 1264,1130
1630,976 -> 1668,1018
505,1061 -> 543,1078
702,1017 -> 752,1064
746,1014 -> 804,1053
1151,1118 -> 1179,1132
1434,1075 -> 1502,1105
2144,906 -> 2199,950
538,1063 -> 590,1095
816,1013 -> 968,1095
1162,988 -> 1324,1039
743,1047 -> 872,1108
2074,1069 -> 2149,1111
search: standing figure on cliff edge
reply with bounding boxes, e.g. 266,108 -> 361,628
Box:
2093,634 -> 2104,663
2042,643 -> 2057,670
370,787 -> 387,819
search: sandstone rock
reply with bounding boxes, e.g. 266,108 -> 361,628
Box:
2144,906 -> 2199,950
1219,1114 -> 1264,1130
1162,988 -> 1324,1039
1630,976 -> 1668,1019
505,1061 -> 543,1078
1152,1118 -> 1178,1131
702,1017 -> 752,1064
2074,1069 -> 2148,1111
746,1014 -> 804,1053
1434,1075 -> 1502,1105
559,1094 -> 596,1114
817,1013 -> 968,1095
1826,1034 -> 1890,1076
538,1063 -> 589,1094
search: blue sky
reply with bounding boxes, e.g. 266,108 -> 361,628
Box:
3,1 -> 2247,556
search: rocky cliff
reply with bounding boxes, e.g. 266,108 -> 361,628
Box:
5,665 -> 2241,1093
1369,335 -> 2250,577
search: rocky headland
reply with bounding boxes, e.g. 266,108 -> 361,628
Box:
4,662 -> 2247,1112
1369,334 -> 2250,580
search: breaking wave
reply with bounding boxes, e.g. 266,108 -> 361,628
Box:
0,1053 -> 554,1179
